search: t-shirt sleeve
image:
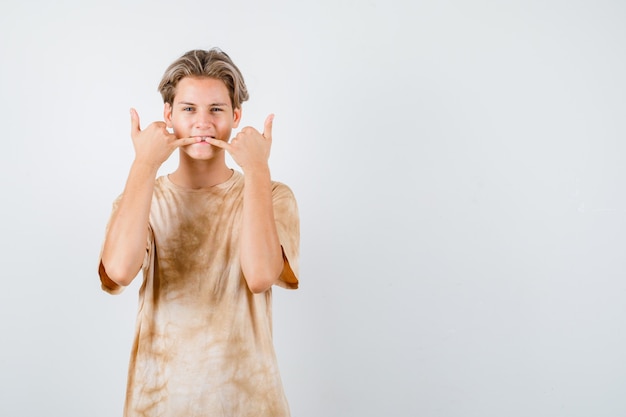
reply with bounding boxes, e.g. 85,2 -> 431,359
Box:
97,194 -> 152,295
272,182 -> 300,290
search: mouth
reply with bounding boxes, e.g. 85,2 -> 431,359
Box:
194,136 -> 215,143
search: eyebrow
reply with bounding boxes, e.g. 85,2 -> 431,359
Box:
176,101 -> 229,107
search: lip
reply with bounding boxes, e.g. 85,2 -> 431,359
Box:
193,136 -> 215,142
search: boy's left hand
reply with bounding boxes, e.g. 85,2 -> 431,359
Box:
206,114 -> 274,171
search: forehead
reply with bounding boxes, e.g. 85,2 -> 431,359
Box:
173,77 -> 231,104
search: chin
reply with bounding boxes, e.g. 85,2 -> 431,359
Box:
182,145 -> 221,161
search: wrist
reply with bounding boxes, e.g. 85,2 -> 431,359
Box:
241,163 -> 271,177
131,158 -> 161,175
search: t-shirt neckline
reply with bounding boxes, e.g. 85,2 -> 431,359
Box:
162,169 -> 240,192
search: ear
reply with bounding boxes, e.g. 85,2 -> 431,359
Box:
232,107 -> 242,128
164,102 -> 173,128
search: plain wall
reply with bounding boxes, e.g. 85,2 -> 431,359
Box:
1,0 -> 625,416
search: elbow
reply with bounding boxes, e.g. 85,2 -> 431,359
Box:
248,284 -> 268,294
244,268 -> 282,294
110,275 -> 134,288
100,260 -> 139,288
242,254 -> 284,294
246,275 -> 275,294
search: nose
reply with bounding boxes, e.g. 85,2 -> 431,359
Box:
194,110 -> 213,128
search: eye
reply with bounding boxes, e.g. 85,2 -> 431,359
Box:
211,107 -> 223,112
182,107 -> 194,112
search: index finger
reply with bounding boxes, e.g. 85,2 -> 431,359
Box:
173,136 -> 200,148
205,137 -> 232,151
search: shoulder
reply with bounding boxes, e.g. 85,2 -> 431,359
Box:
152,175 -> 180,198
271,180 -> 291,191
271,180 -> 297,200
154,175 -> 169,190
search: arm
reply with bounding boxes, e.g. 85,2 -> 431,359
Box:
100,160 -> 158,287
240,163 -> 284,293
100,108 -> 197,287
207,114 -> 284,293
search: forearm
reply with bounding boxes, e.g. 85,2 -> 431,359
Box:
240,165 -> 284,293
101,160 -> 159,286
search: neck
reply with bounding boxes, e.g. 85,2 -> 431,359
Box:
169,153 -> 233,189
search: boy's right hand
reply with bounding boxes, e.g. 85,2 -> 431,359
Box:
130,108 -> 198,167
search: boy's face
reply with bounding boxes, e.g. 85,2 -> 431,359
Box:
164,76 -> 241,161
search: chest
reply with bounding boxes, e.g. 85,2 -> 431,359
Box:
150,189 -> 244,272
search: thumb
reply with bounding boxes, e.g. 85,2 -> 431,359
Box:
130,108 -> 141,137
263,113 -> 274,140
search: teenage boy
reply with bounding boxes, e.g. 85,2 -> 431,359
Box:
98,48 -> 299,417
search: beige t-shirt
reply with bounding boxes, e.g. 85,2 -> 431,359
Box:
99,170 -> 299,417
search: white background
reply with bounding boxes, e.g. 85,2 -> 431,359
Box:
1,1 -> 625,416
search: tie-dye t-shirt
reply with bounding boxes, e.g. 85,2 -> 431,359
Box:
99,170 -> 299,417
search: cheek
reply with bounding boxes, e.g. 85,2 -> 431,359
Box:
169,120 -> 188,137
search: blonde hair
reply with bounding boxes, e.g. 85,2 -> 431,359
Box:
158,48 -> 249,109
